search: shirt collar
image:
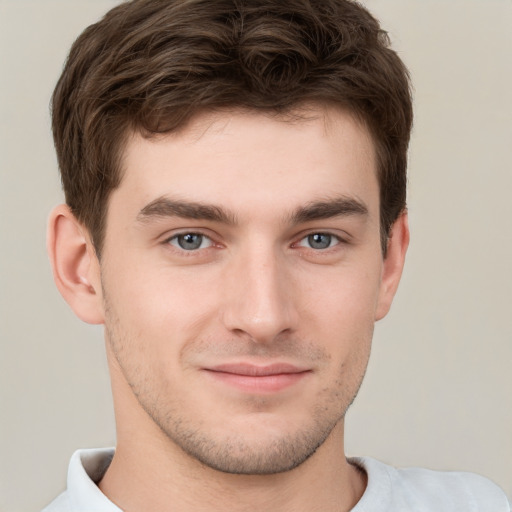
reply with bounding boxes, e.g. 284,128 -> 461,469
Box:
67,448 -> 122,511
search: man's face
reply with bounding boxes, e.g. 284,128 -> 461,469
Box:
98,107 -> 397,474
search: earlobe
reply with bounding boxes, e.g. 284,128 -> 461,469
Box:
375,211 -> 410,321
47,204 -> 104,324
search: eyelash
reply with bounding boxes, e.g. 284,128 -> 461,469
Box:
163,230 -> 347,254
294,232 -> 343,250
164,232 -> 216,252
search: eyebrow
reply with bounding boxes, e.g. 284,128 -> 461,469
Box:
137,197 -> 237,225
288,196 -> 368,224
136,195 -> 368,226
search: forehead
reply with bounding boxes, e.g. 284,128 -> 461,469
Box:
114,106 -> 379,219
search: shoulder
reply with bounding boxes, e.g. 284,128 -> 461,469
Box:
394,464 -> 510,510
41,491 -> 71,512
350,456 -> 511,511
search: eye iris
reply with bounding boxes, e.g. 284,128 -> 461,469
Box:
308,233 -> 331,249
178,233 -> 203,250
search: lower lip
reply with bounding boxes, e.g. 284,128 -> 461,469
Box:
204,370 -> 310,393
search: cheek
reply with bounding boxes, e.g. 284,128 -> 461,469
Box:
107,249 -> 194,311
298,261 -> 381,362
302,262 -> 382,323
104,263 -> 221,353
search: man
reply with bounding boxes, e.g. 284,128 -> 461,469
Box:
42,0 -> 510,510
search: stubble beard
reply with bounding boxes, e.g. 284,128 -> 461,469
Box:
103,294 -> 371,476
152,383 -> 349,475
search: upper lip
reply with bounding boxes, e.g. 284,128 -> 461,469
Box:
205,363 -> 310,376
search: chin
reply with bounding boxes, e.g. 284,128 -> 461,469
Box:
157,410 -> 342,475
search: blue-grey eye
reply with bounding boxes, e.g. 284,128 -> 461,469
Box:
298,233 -> 338,250
169,233 -> 212,251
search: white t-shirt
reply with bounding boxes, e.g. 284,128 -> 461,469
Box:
42,448 -> 511,511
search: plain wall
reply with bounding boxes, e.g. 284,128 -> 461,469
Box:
0,1 -> 510,510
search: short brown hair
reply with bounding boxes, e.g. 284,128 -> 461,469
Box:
52,0 -> 413,255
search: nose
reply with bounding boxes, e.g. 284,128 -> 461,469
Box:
221,245 -> 299,344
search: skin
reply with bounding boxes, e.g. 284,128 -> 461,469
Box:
48,106 -> 409,512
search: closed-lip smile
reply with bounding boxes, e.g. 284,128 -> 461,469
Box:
203,363 -> 311,393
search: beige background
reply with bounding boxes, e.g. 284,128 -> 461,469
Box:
1,1 -> 511,510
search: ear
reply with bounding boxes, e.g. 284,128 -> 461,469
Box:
375,211 -> 410,321
47,204 -> 104,324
